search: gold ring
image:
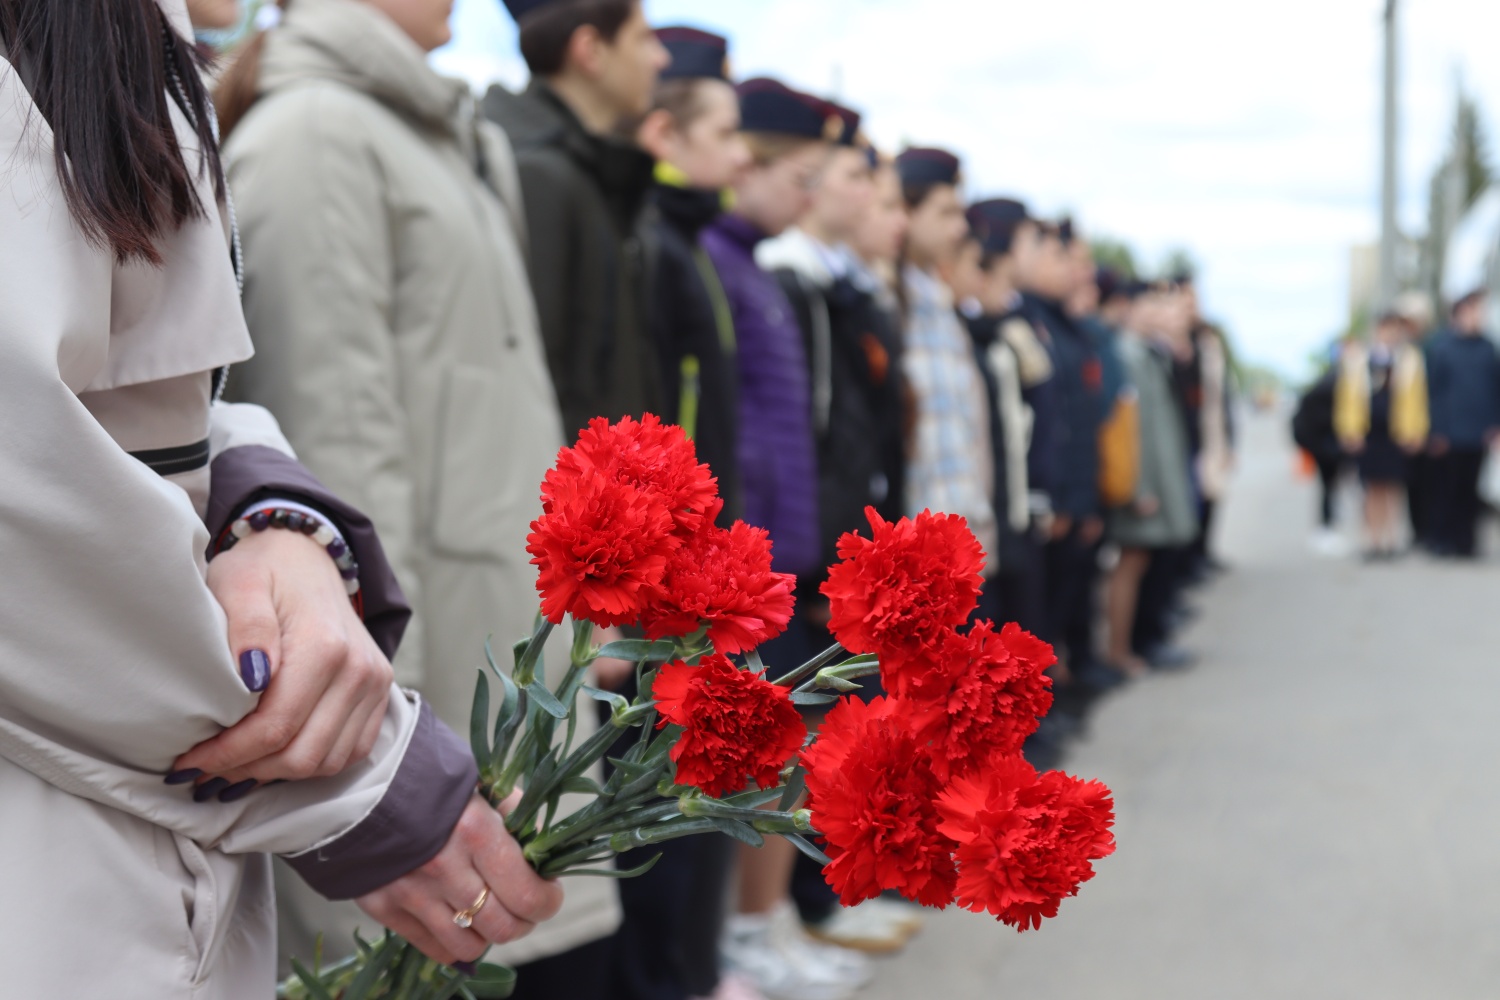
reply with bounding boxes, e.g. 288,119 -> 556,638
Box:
452,887 -> 490,929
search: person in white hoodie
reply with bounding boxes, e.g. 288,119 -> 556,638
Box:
757,114 -> 923,961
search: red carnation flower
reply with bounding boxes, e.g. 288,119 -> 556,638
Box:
801,696 -> 957,908
557,415 -> 721,536
936,756 -> 1115,931
901,621 -> 1056,781
527,467 -> 675,627
654,654 -> 807,798
820,507 -> 985,697
641,521 -> 796,654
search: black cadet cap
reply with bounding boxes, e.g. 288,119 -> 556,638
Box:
966,198 -> 1031,256
737,77 -> 836,140
502,0 -> 557,20
658,26 -> 730,81
895,147 -> 961,187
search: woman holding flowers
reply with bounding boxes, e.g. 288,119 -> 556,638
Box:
0,2 -> 559,996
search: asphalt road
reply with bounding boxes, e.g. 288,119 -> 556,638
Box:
861,407 -> 1500,1000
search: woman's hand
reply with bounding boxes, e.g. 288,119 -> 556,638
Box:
356,795 -> 564,965
170,527 -> 394,792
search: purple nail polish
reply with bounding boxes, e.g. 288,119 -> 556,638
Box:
164,768 -> 203,785
240,649 -> 270,692
193,777 -> 230,803
218,779 -> 258,803
453,961 -> 477,977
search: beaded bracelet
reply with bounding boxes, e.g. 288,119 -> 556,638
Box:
219,507 -> 361,599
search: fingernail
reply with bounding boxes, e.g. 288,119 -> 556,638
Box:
218,779 -> 258,803
453,961 -> 477,977
240,649 -> 271,692
164,768 -> 203,786
193,777 -> 230,802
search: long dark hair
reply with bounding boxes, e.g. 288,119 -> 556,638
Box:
0,0 -> 223,265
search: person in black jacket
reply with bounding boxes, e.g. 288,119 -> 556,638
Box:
1017,221 -> 1106,678
757,104 -> 909,576
1292,357 -> 1346,552
635,27 -> 749,524
485,0 -> 669,435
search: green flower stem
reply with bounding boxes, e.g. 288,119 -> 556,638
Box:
678,798 -> 814,833
796,659 -> 882,695
606,817 -> 722,851
512,620 -> 555,688
770,642 -> 846,688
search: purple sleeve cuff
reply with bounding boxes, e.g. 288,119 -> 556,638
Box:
206,444 -> 411,659
282,700 -> 479,900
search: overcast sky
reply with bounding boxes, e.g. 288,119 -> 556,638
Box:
434,0 -> 1500,378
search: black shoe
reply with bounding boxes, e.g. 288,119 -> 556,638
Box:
1143,644 -> 1197,671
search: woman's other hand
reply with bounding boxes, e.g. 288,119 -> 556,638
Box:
170,527 -> 393,792
356,795 -> 564,965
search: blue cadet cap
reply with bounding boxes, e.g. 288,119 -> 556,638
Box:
895,147 -> 961,187
658,26 -> 730,81
737,78 -> 837,140
966,198 -> 1031,256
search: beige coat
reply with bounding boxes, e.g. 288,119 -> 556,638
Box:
224,0 -> 618,965
0,3 -> 437,996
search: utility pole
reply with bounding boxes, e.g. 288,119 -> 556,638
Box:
1377,0 -> 1400,310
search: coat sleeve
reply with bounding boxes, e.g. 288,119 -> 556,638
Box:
205,403 -> 412,661
224,85 -> 427,689
0,69 -> 473,893
513,153 -> 585,431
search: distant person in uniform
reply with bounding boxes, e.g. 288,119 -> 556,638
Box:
1424,289 -> 1499,558
1334,312 -> 1429,559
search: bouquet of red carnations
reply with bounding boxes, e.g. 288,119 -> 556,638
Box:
281,415 -> 1115,1000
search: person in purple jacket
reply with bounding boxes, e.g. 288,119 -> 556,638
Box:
701,77 -> 874,1000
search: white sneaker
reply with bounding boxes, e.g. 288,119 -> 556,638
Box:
1310,528 -> 1349,557
806,897 -> 925,954
722,902 -> 871,1000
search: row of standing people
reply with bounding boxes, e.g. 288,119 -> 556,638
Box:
199,1 -> 1236,999
1294,290 -> 1500,559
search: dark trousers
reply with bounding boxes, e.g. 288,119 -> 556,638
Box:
1044,523 -> 1100,670
1429,448 -> 1486,556
1406,452 -> 1429,541
1316,455 -> 1343,528
608,836 -> 734,1000
511,936 -> 614,1000
987,532 -> 1046,635
1132,545 -> 1189,654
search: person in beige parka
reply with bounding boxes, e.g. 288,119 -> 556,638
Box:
217,0 -> 622,986
0,0 -> 560,996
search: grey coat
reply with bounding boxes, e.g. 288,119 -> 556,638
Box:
224,0 -> 618,967
1109,335 -> 1198,548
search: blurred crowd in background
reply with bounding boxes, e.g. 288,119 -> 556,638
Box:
186,0 -> 1240,998
1294,288 -> 1500,561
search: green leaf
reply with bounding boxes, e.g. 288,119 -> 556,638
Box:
526,679 -> 569,719
469,670 -> 491,764
790,691 -> 840,706
708,816 -> 765,847
557,852 -> 663,879
785,833 -> 832,867
491,670 -> 523,769
463,962 -> 518,999
597,638 -> 678,662
722,785 -> 786,810
777,766 -> 806,812
288,959 -> 337,1000
581,684 -> 631,715
343,932 -> 405,999
744,649 -> 766,674
561,775 -> 604,795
